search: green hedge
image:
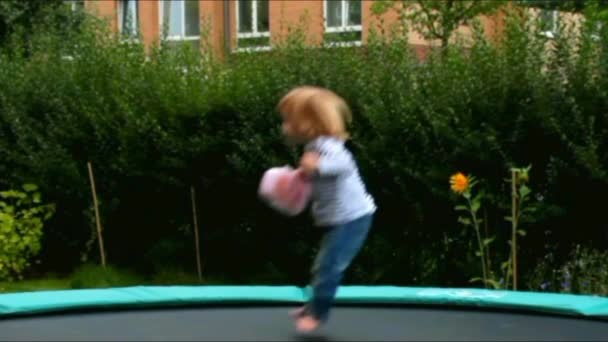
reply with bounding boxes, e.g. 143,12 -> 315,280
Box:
0,6 -> 607,287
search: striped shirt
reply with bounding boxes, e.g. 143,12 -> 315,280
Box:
305,136 -> 376,227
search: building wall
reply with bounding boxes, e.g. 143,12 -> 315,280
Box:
266,0 -> 325,45
85,0 -> 118,32
139,0 -> 160,48
82,0 -> 510,58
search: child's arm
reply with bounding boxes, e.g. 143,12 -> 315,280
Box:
299,152 -> 320,176
300,150 -> 353,177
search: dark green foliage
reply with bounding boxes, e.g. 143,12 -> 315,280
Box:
0,5 -> 607,287
527,245 -> 608,295
516,0 -> 608,12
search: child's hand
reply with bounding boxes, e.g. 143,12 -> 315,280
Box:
300,151 -> 320,176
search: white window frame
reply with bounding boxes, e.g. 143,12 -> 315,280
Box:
236,0 -> 270,39
118,0 -> 139,38
159,0 -> 200,41
235,0 -> 271,52
323,0 -> 363,47
539,9 -> 558,39
324,0 -> 362,33
61,0 -> 85,62
68,0 -> 85,11
591,21 -> 603,41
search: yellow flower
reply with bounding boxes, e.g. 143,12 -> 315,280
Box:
450,172 -> 469,194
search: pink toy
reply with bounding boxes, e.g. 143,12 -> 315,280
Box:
258,166 -> 312,216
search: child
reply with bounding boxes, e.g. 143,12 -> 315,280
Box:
277,86 -> 376,332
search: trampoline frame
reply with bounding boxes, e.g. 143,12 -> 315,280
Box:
1,286 -> 608,341
1,285 -> 608,320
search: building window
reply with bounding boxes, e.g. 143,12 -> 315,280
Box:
68,0 -> 85,11
160,0 -> 200,49
539,9 -> 558,38
118,0 -> 138,38
324,0 -> 362,45
236,0 -> 270,50
592,21 -> 603,41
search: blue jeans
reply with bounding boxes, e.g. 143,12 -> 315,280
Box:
305,214 -> 373,322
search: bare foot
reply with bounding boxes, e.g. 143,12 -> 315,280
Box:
289,306 -> 306,318
295,315 -> 321,333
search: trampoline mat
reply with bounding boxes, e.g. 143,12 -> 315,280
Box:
1,306 -> 607,341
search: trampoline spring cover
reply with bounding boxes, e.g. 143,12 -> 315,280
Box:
1,286 -> 608,319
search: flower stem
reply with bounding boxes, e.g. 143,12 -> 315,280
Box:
484,208 -> 492,280
467,197 -> 487,288
511,169 -> 518,290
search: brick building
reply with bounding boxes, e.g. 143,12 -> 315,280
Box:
75,0 -> 567,58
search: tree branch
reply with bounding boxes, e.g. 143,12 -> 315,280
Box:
417,2 -> 444,41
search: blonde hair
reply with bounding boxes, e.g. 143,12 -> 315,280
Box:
277,86 -> 352,140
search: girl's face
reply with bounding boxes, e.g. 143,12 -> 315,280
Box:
281,113 -> 313,145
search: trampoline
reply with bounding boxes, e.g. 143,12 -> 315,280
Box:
1,286 -> 608,341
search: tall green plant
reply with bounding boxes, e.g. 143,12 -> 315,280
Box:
451,173 -> 492,287
451,166 -> 536,290
505,166 -> 534,290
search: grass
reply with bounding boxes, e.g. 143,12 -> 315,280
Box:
0,264 -> 230,294
69,264 -> 143,289
151,267 -> 204,285
0,278 -> 71,293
